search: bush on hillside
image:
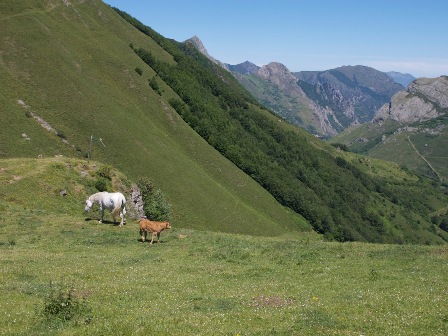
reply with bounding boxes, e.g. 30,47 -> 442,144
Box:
137,177 -> 172,222
95,164 -> 113,180
94,177 -> 111,192
42,279 -> 91,322
149,76 -> 161,95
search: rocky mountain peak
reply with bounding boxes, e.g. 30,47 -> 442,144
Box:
184,35 -> 229,70
226,61 -> 259,75
408,76 -> 448,108
374,76 -> 448,123
258,62 -> 297,83
185,35 -> 207,54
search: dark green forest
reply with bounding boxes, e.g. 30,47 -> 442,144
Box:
114,8 -> 448,244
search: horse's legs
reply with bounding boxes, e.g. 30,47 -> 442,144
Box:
99,208 -> 104,223
119,207 -> 126,226
110,208 -> 122,226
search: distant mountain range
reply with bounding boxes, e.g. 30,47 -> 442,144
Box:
185,36 -> 414,137
186,36 -> 448,183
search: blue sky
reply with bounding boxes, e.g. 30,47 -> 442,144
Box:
103,0 -> 448,78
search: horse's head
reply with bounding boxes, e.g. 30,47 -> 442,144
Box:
85,198 -> 93,212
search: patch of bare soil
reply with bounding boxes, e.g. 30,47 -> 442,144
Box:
250,295 -> 295,308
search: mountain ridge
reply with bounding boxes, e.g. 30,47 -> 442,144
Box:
185,36 -> 409,137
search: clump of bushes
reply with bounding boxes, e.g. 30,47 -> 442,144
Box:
42,279 -> 91,322
94,164 -> 113,191
148,76 -> 162,95
135,67 -> 143,76
56,130 -> 67,139
138,177 -> 172,221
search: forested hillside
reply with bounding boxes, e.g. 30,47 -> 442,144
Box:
114,8 -> 448,244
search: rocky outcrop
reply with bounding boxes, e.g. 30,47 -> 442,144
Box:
374,76 -> 448,123
408,76 -> 448,108
226,61 -> 259,75
184,36 -> 229,71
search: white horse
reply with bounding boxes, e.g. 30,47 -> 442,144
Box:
85,192 -> 127,227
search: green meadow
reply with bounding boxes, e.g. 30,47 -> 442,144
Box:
2,208 -> 448,335
1,157 -> 448,335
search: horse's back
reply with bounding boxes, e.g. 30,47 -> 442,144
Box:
111,192 -> 126,208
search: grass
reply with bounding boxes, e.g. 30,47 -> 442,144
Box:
1,208 -> 448,335
1,157 -> 447,334
332,112 -> 448,183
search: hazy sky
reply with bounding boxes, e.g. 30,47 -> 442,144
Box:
103,0 -> 448,78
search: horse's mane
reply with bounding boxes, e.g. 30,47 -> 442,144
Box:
88,191 -> 105,202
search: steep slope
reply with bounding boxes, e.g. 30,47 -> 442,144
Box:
332,76 -> 448,182
233,62 -> 336,136
115,14 -> 448,244
0,0 -> 309,236
295,66 -> 404,131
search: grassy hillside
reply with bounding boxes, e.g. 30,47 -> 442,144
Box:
1,159 -> 448,335
2,0 -> 448,244
332,116 -> 448,183
0,1 -> 308,236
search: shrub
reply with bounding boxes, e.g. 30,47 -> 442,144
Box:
42,280 -> 90,322
149,77 -> 161,95
56,130 -> 66,139
144,188 -> 172,222
135,67 -> 143,75
95,164 -> 113,180
137,177 -> 172,221
94,177 -> 110,192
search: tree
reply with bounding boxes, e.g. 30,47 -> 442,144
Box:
137,177 -> 172,221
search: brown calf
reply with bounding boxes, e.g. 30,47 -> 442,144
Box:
139,219 -> 172,245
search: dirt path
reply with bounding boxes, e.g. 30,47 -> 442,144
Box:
407,135 -> 442,181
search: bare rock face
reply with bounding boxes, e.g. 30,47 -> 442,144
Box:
256,62 -> 339,136
408,76 -> 448,108
128,185 -> 145,219
374,76 -> 448,123
258,62 -> 297,84
184,36 -> 229,71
